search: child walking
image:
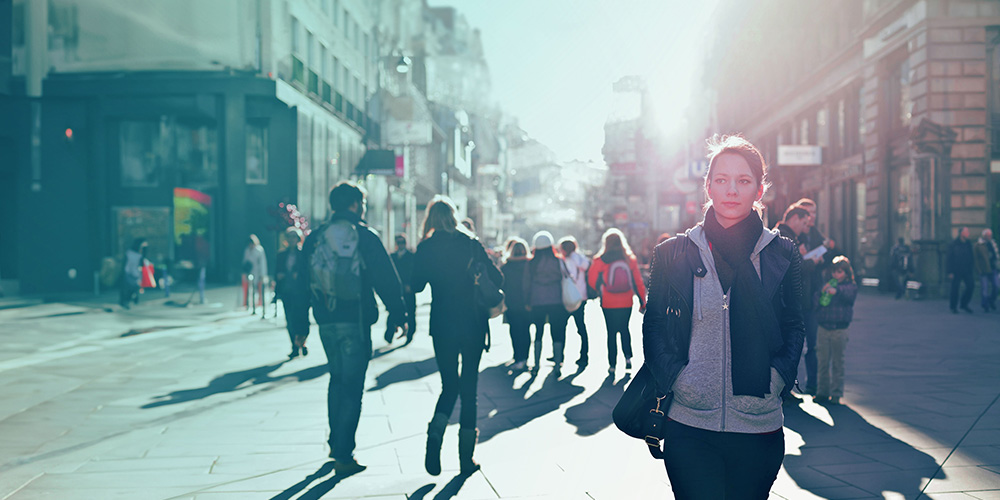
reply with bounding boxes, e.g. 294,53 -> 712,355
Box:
814,256 -> 858,405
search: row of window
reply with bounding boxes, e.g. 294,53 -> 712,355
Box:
291,15 -> 371,120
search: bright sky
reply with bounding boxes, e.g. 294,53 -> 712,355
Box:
427,0 -> 722,164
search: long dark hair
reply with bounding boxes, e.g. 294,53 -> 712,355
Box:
594,228 -> 634,261
420,195 -> 473,240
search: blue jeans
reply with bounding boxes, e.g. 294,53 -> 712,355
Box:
317,322 -> 372,460
980,272 -> 999,309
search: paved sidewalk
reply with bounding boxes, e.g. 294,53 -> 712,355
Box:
0,289 -> 998,499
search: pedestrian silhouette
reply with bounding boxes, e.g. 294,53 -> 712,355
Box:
477,364 -> 584,443
563,372 -> 631,436
782,401 -> 942,498
366,356 -> 438,392
141,361 -> 325,408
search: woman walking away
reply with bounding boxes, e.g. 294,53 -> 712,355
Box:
643,135 -> 804,498
412,196 -> 502,477
814,256 -> 858,406
501,237 -> 532,371
587,228 -> 646,373
525,231 -> 570,369
275,227 -> 309,359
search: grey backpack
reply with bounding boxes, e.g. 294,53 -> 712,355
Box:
309,219 -> 363,310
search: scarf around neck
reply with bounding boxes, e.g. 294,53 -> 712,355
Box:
703,207 -> 773,397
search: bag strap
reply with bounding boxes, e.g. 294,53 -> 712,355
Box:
645,394 -> 669,459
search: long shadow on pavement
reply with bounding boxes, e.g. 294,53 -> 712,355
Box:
367,356 -> 438,392
268,460 -> 363,500
564,372 -> 630,436
141,360 -> 327,408
477,364 -> 584,443
782,401 -> 942,498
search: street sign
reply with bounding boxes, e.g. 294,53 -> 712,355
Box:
688,159 -> 709,179
778,145 -> 823,166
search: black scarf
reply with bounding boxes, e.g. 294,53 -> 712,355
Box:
703,207 -> 772,397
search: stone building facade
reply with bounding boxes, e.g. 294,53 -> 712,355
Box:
702,0 -> 1000,295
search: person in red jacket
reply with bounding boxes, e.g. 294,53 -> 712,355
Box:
587,228 -> 646,373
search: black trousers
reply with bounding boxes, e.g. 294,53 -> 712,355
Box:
432,334 -> 484,429
281,297 -> 310,348
601,307 -> 632,366
950,272 -> 975,310
570,302 -> 589,359
662,420 -> 784,500
506,309 -> 532,363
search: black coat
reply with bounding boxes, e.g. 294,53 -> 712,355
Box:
947,237 -> 974,276
642,234 -> 805,397
274,247 -> 308,300
391,249 -> 416,290
412,230 -> 503,343
501,258 -> 530,312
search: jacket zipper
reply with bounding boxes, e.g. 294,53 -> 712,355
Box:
721,290 -> 729,431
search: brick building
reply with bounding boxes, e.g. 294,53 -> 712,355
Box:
701,0 -> 1000,295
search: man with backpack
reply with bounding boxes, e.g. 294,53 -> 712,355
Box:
294,181 -> 408,475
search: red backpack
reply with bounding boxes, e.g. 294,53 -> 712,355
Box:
604,259 -> 634,294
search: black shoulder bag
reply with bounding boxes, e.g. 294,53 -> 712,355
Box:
467,238 -> 505,316
612,235 -> 690,459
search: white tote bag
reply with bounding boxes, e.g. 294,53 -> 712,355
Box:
561,260 -> 584,312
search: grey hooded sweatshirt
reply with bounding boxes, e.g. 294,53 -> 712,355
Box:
666,224 -> 787,434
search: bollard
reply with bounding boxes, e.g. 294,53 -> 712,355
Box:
198,267 -> 206,305
249,274 -> 256,315
163,267 -> 170,298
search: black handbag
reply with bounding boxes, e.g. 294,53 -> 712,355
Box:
613,363 -> 671,459
467,239 -> 504,311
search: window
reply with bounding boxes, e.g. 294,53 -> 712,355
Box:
320,45 -> 328,79
120,121 -> 162,187
888,56 -> 912,131
858,86 -> 866,140
291,17 -> 301,54
246,123 -> 268,184
307,32 -> 315,68
120,118 -> 218,189
816,107 -> 829,148
176,121 -> 218,189
333,57 -> 340,90
836,98 -> 847,155
800,117 -> 810,145
990,31 -> 1000,156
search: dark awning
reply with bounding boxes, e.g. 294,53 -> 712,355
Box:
356,149 -> 398,176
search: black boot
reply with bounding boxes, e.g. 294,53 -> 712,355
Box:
458,428 -> 480,475
425,413 -> 448,476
